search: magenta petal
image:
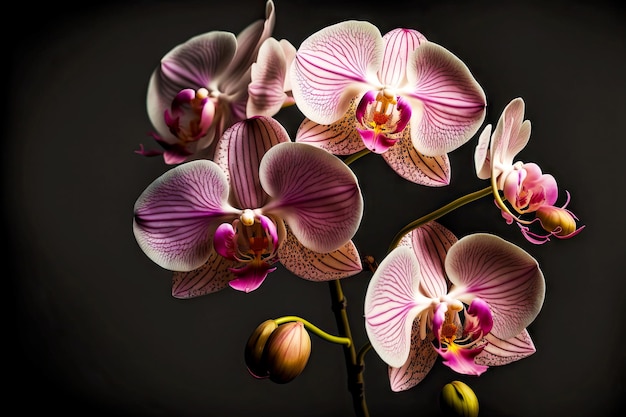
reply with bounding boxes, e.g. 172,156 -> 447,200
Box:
228,263 -> 277,293
388,321 -> 437,392
404,42 -> 486,156
364,246 -> 432,368
172,249 -> 238,299
147,32 -> 237,140
290,21 -> 382,125
133,160 -> 237,271
213,223 -> 237,260
357,128 -> 398,154
216,116 -> 290,209
436,343 -> 488,376
379,28 -> 426,87
260,142 -> 363,253
445,233 -> 545,341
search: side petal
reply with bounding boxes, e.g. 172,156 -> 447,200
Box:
171,249 -> 238,298
445,233 -> 546,341
404,42 -> 486,156
247,37 -> 290,117
295,98 -> 366,155
490,97 -> 530,169
278,227 -> 362,281
379,28 -> 427,87
381,127 -> 450,186
476,328 -> 536,366
147,32 -> 237,139
474,124 -> 492,179
290,20 -> 382,125
214,116 -> 290,209
260,142 -> 363,253
388,321 -> 437,392
133,160 -> 238,271
364,246 -> 433,368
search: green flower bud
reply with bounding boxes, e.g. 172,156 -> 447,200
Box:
263,321 -> 311,384
244,319 -> 278,378
440,380 -> 479,417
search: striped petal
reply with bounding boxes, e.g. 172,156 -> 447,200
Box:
379,28 -> 426,87
171,248 -> 238,298
290,20 -> 382,125
388,321 -> 437,392
247,37 -> 294,117
260,142 -> 363,253
403,42 -> 486,156
295,99 -> 366,156
381,127 -> 450,186
133,160 -> 238,271
278,227 -> 362,280
490,97 -> 531,173
476,328 -> 536,366
215,116 -> 290,209
364,246 -> 433,368
147,32 -> 237,141
445,234 -> 545,341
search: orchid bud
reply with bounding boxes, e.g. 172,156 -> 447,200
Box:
244,319 -> 278,379
535,205 -> 577,236
263,321 -> 311,384
440,380 -> 479,417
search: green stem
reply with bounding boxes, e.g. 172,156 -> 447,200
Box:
274,316 -> 351,346
329,279 -> 370,417
344,149 -> 371,166
387,185 -> 493,252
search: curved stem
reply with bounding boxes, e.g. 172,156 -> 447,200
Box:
329,279 -> 370,417
356,342 -> 372,367
274,315 -> 351,346
344,149 -> 371,166
388,185 -> 493,252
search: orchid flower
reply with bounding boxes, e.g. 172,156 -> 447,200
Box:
290,21 -> 486,186
474,97 -> 584,243
136,0 -> 295,164
133,116 -> 363,296
364,222 -> 545,391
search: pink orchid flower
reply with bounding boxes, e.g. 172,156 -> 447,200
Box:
364,222 -> 545,391
133,116 -> 363,296
474,97 -> 584,243
290,21 -> 486,186
136,1 -> 294,164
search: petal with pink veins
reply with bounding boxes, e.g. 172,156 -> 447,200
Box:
171,249 -> 239,299
490,97 -> 531,173
403,42 -> 486,156
388,320 -> 437,392
260,142 -> 363,253
133,160 -> 239,271
476,328 -> 536,366
278,227 -> 362,280
381,129 -> 451,186
364,246 -> 433,368
290,20 -> 382,125
445,233 -> 545,341
378,28 -> 426,87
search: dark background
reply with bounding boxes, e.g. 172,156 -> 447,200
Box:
5,0 -> 625,416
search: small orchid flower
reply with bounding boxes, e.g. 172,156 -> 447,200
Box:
364,222 -> 545,391
290,21 -> 486,186
136,1 -> 294,164
474,97 -> 584,243
133,116 -> 363,296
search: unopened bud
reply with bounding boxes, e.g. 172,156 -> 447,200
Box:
263,321 -> 311,384
535,205 -> 577,236
440,380 -> 479,417
244,319 -> 278,378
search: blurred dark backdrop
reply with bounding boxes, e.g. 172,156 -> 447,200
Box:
4,1 -> 624,416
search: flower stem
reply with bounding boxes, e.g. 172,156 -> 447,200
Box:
329,279 -> 370,417
274,316 -> 351,346
387,185 -> 493,252
344,149 -> 371,166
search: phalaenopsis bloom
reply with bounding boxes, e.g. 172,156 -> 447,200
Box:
290,20 -> 486,185
133,116 -> 363,296
364,222 -> 544,391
